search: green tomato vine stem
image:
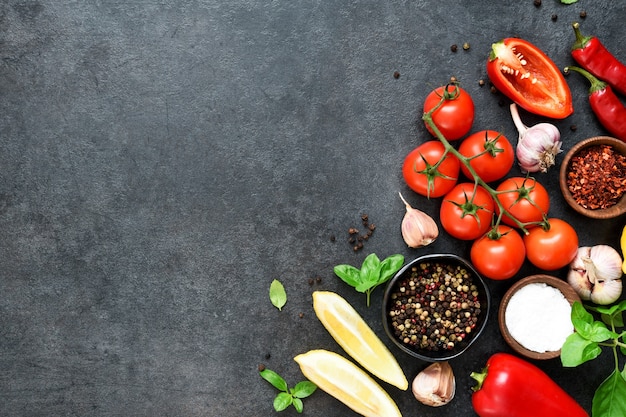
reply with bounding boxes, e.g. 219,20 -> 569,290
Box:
421,90 -> 547,236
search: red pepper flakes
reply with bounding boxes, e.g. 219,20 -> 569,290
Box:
566,144 -> 626,209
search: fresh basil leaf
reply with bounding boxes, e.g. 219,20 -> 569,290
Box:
561,0 -> 578,4
572,301 -> 594,326
260,369 -> 288,392
292,397 -> 304,413
378,254 -> 404,284
269,279 -> 287,311
360,253 -> 381,283
561,332 -> 602,367
355,281 -> 374,293
333,264 -> 362,287
592,370 -> 626,417
273,392 -> 293,411
293,381 -> 317,398
586,322 -> 618,343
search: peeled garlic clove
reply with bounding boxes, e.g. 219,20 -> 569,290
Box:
412,361 -> 455,407
399,192 -> 438,248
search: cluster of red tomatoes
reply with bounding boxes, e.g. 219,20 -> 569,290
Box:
402,84 -> 579,280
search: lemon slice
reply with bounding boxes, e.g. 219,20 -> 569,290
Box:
312,291 -> 408,390
294,349 -> 403,417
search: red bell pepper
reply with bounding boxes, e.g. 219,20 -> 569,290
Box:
487,38 -> 573,119
571,22 -> 626,97
566,66 -> 626,142
471,353 -> 588,417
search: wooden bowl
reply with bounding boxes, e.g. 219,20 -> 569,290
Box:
498,275 -> 581,360
559,136 -> 626,219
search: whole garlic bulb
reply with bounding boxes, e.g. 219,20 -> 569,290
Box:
412,361 -> 455,407
510,103 -> 562,173
568,245 -> 623,305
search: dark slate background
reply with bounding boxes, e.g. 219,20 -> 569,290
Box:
1,1 -> 625,416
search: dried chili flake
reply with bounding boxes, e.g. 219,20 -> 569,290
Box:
566,144 -> 626,209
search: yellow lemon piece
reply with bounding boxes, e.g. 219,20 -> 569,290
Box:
294,349 -> 403,417
312,291 -> 408,390
621,225 -> 626,274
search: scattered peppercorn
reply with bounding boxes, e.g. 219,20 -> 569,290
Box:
551,14 -> 558,22
580,10 -> 587,19
462,42 -> 470,51
299,312 -> 304,319
490,85 -> 498,94
329,234 -> 336,242
451,44 -> 458,53
478,79 -> 485,87
387,262 -> 483,352
258,363 -> 266,372
316,276 -> 322,284
533,0 -> 541,7
393,71 -> 400,79
570,124 -> 577,131
348,227 -> 359,235
308,278 -> 314,286
265,353 -> 271,359
346,214 -> 376,251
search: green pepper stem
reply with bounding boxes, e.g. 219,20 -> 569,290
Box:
571,22 -> 592,51
470,368 -> 488,392
565,65 -> 607,95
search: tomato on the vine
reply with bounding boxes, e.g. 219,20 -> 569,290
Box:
458,130 -> 514,183
423,83 -> 475,140
495,177 -> 550,227
440,183 -> 495,240
470,225 -> 526,280
402,141 -> 460,198
523,218 -> 578,270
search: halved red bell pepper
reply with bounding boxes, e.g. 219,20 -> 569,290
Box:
471,353 -> 588,417
487,38 -> 574,119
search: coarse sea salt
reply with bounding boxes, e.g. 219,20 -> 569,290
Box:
505,282 -> 574,353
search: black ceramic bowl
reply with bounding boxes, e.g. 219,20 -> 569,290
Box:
382,254 -> 490,361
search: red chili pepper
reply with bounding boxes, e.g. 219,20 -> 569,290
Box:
571,22 -> 626,97
487,38 -> 573,119
566,66 -> 626,142
471,353 -> 588,417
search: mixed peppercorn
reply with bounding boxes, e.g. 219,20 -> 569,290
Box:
387,262 -> 482,352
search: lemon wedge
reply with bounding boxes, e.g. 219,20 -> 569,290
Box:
312,291 -> 408,390
621,225 -> 626,274
294,349 -> 403,417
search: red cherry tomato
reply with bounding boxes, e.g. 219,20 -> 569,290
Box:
523,218 -> 579,271
423,83 -> 475,140
402,141 -> 460,198
470,225 -> 526,280
495,177 -> 550,227
440,183 -> 495,240
458,130 -> 514,183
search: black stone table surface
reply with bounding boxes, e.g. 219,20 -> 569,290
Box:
2,1 -> 625,416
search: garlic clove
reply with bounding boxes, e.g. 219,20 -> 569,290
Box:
590,279 -> 622,305
567,267 -> 592,300
412,361 -> 455,407
589,245 -> 624,282
568,245 -> 624,304
399,192 -> 439,248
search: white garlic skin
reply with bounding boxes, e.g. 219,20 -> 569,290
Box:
510,103 -> 562,173
399,192 -> 439,248
412,361 -> 455,407
568,245 -> 624,305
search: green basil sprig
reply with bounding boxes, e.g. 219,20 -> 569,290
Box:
333,253 -> 404,307
259,368 -> 317,413
561,301 -> 626,417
